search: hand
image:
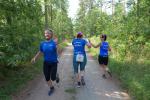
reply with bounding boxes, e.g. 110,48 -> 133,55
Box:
31,57 -> 36,64
109,47 -> 111,51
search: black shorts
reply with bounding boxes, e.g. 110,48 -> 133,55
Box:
43,61 -> 57,81
98,56 -> 108,65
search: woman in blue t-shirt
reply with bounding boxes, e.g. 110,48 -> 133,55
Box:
31,29 -> 58,96
90,34 -> 112,79
72,32 -> 91,87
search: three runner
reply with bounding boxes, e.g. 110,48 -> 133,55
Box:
31,30 -> 112,96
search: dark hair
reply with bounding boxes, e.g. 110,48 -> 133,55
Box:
77,32 -> 83,38
101,34 -> 107,41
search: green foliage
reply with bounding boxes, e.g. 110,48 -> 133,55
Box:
44,0 -> 73,40
0,0 -> 43,68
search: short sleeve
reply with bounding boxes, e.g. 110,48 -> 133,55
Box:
53,40 -> 57,48
40,42 -> 43,52
85,39 -> 88,45
53,39 -> 58,45
53,40 -> 57,45
84,39 -> 91,47
72,39 -> 74,45
83,39 -> 88,46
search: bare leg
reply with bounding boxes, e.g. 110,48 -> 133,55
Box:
80,70 -> 85,85
80,70 -> 85,78
100,64 -> 106,74
75,73 -> 81,87
47,80 -> 55,96
105,66 -> 112,77
47,80 -> 53,87
77,73 -> 80,82
101,64 -> 112,77
100,64 -> 107,78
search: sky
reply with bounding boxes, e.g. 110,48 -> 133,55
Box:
68,0 -> 79,19
68,0 -> 113,19
68,0 -> 127,19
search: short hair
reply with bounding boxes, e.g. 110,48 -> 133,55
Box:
45,29 -> 53,34
101,34 -> 107,41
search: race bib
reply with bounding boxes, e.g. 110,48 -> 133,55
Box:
76,54 -> 84,62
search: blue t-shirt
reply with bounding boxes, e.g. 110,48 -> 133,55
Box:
99,41 -> 109,56
40,40 -> 58,62
72,38 -> 87,55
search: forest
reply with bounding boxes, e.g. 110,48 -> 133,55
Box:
0,0 -> 150,100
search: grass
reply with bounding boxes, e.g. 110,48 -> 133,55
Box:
0,59 -> 42,100
65,88 -> 76,94
109,59 -> 150,100
0,95 -> 11,100
65,88 -> 76,100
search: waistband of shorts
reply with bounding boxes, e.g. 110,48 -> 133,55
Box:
99,55 -> 108,57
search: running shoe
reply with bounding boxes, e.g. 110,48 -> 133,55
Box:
48,86 -> 55,96
102,74 -> 107,79
77,82 -> 81,88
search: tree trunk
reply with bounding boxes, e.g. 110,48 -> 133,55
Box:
44,0 -> 48,29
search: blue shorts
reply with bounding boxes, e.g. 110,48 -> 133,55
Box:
73,54 -> 87,73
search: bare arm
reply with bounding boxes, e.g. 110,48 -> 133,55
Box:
54,37 -> 61,55
90,41 -> 100,48
89,39 -> 100,48
86,42 -> 91,48
108,46 -> 111,51
31,51 -> 42,63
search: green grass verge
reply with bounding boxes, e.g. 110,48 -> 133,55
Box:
109,59 -> 150,100
0,60 -> 42,100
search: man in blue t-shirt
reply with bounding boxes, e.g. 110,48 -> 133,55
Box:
90,34 -> 112,79
31,29 -> 58,96
72,32 -> 91,87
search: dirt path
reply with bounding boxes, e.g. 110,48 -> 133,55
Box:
13,44 -> 130,100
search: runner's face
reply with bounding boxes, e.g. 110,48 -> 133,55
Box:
44,32 -> 52,40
